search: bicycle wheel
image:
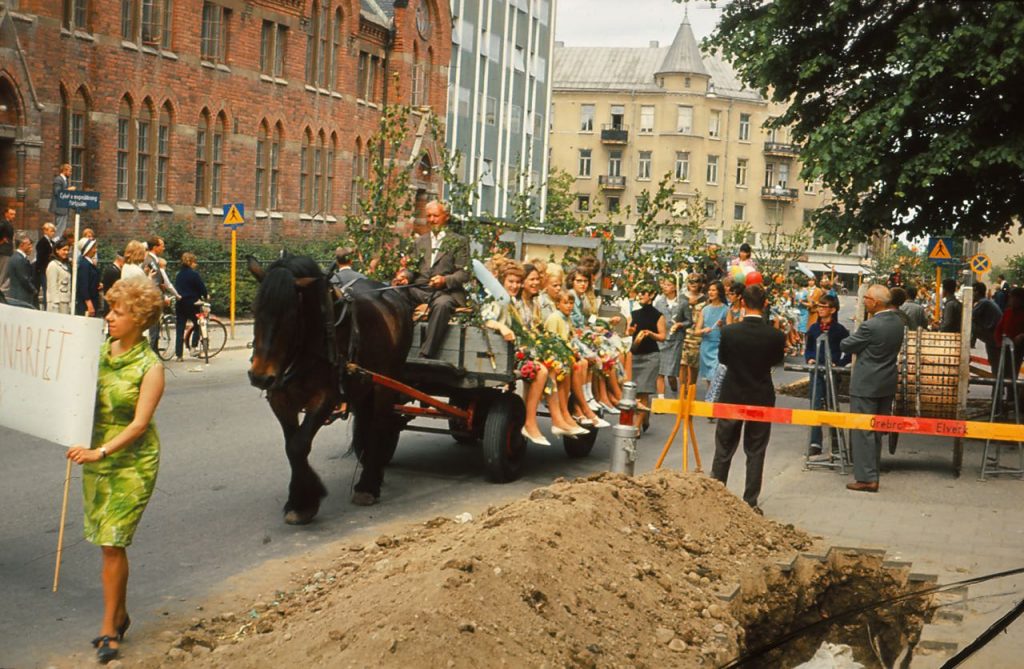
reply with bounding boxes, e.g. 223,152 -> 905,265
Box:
157,317 -> 175,361
204,318 -> 228,359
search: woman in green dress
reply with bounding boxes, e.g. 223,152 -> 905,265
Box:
66,277 -> 165,664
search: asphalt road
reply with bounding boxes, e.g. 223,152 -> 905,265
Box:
2,345 -> 644,668
0,298 -> 863,668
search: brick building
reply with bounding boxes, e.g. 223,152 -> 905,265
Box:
0,0 -> 450,242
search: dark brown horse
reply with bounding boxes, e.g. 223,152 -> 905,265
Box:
247,255 -> 412,524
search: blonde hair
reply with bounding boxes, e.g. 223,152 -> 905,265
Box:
488,255 -> 525,283
105,278 -> 163,329
123,240 -> 147,265
544,263 -> 565,287
181,252 -> 197,268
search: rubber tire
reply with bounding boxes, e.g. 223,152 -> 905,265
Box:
157,317 -> 175,361
563,425 -> 598,458
482,392 -> 527,483
204,318 -> 228,359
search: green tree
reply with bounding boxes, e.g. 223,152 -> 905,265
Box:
702,1 -> 1024,245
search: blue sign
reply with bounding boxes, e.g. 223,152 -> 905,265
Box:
56,190 -> 101,210
222,203 -> 245,229
926,237 -> 955,265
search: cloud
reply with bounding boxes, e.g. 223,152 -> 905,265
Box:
554,0 -> 723,48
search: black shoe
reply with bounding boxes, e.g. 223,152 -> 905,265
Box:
750,505 -> 764,516
96,636 -> 119,664
91,614 -> 130,647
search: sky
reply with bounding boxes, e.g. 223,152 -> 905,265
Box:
554,0 -> 724,47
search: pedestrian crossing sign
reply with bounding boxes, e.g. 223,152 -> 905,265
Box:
223,203 -> 245,228
926,237 -> 954,265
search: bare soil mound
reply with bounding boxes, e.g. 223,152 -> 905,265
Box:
125,471 -> 816,668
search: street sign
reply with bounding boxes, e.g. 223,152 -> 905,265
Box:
222,203 -> 245,229
926,237 -> 955,265
970,253 -> 992,276
56,190 -> 101,210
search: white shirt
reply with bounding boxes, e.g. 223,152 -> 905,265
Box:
430,230 -> 446,267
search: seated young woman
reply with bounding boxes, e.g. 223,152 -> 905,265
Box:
544,288 -> 611,430
567,267 -> 624,414
482,258 -> 584,445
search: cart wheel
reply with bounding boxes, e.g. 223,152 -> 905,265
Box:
563,425 -> 598,458
449,394 -> 478,445
482,392 -> 527,482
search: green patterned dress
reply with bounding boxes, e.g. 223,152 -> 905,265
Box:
82,339 -> 161,547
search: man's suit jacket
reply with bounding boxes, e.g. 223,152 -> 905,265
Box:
717,315 -> 787,407
840,309 -> 905,398
6,251 -> 36,305
50,174 -> 69,215
411,230 -> 470,305
35,236 -> 54,285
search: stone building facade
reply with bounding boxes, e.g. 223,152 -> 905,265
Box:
0,0 -> 450,242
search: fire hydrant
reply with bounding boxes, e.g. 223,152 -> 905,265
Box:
610,381 -> 639,475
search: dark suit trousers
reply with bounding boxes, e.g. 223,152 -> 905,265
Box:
849,394 -> 894,483
408,286 -> 457,358
711,418 -> 772,507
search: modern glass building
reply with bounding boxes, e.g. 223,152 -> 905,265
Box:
446,0 -> 555,221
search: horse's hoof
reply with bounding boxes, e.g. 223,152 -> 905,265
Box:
351,492 -> 379,507
284,509 -> 317,525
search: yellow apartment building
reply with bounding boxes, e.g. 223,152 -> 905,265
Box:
549,18 -> 869,277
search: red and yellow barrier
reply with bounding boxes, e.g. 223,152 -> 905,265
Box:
651,398 -> 1024,443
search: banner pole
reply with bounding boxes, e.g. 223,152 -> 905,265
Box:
229,228 -> 237,339
53,457 -> 73,593
70,211 -> 81,314
934,265 -> 941,323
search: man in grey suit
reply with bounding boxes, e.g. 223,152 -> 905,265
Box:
398,201 -> 469,358
5,233 -> 37,308
840,284 -> 905,492
49,163 -> 75,238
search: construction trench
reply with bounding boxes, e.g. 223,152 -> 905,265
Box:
102,471 -> 972,669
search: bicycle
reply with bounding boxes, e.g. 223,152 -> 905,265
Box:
157,299 -> 228,363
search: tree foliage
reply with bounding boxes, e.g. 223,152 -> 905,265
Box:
703,0 -> 1024,245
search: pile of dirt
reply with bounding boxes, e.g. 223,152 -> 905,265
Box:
120,471 -> 814,668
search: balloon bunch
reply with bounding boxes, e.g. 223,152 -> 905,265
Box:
728,263 -> 764,286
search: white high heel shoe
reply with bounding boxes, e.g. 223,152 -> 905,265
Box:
600,402 -> 621,415
592,417 -> 612,429
520,427 -> 551,446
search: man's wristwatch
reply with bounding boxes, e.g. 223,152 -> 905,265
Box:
99,447 -> 108,459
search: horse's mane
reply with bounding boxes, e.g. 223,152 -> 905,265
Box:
256,255 -> 325,320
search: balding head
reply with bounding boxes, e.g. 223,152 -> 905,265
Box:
424,200 -> 450,232
864,284 -> 892,314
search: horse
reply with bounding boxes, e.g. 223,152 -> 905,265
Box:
247,255 -> 412,524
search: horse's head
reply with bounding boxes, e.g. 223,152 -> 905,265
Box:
247,255 -> 323,390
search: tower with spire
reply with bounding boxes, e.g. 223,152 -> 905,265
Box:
655,17 -> 711,92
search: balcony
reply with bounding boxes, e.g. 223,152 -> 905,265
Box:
761,185 -> 799,202
763,141 -> 799,158
599,175 -> 626,190
600,124 -> 629,144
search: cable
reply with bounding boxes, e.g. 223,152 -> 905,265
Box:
939,597 -> 1024,668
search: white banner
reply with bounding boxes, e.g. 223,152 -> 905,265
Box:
0,304 -> 104,446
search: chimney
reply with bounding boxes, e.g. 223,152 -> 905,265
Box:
649,40 -> 659,48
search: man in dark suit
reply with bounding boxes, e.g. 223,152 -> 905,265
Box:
34,222 -> 56,307
49,163 -> 75,237
5,233 -> 37,308
840,284 -> 905,492
0,206 -> 14,294
397,201 -> 469,358
710,284 -> 787,512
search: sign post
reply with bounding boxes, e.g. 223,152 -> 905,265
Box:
926,236 -> 955,323
222,203 -> 245,338
56,190 -> 101,315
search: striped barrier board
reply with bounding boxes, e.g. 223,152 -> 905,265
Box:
651,399 -> 1024,443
